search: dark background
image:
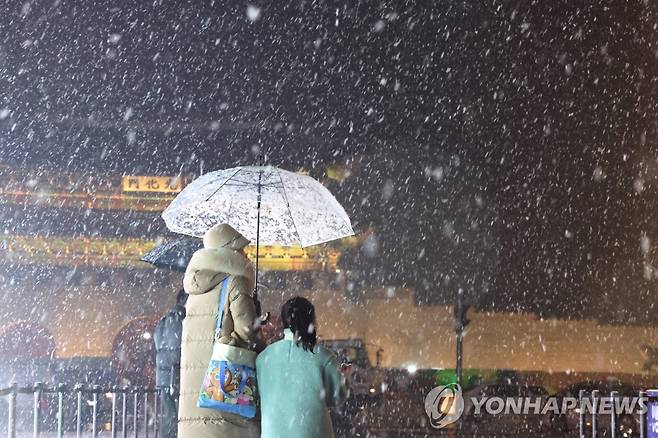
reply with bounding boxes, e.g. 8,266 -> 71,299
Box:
0,0 -> 657,323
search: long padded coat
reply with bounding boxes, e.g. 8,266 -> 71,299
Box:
177,247 -> 262,438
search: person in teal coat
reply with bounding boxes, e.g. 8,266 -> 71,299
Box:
256,297 -> 349,438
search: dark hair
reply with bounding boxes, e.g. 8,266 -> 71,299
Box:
281,297 -> 317,352
176,290 -> 188,306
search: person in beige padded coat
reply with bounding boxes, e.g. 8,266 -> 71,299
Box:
178,223 -> 264,438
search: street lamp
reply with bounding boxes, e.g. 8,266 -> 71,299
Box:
452,289 -> 471,387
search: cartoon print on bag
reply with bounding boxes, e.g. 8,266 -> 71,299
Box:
203,367 -> 225,402
200,363 -> 257,408
237,375 -> 255,405
223,368 -> 237,393
224,367 -> 242,404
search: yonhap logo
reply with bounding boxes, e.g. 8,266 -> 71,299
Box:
424,384 -> 648,429
424,383 -> 465,429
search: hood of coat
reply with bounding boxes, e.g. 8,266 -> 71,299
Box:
185,247 -> 255,294
203,223 -> 250,250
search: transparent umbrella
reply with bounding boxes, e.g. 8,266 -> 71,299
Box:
162,165 -> 355,298
162,165 -> 355,247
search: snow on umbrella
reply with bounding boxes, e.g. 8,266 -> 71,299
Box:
162,166 -> 355,248
140,237 -> 202,272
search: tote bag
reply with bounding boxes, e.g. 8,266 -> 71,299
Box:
197,277 -> 258,418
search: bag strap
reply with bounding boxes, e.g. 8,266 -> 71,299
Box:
215,277 -> 230,338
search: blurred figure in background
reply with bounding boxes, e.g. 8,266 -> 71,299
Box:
112,317 -> 158,388
154,290 -> 187,438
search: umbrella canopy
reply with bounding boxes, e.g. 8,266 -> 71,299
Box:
140,237 -> 202,272
162,166 -> 355,247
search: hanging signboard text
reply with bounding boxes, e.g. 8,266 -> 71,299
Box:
122,176 -> 183,193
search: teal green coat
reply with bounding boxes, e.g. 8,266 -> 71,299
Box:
256,329 -> 349,438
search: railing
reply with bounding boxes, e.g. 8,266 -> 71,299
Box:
0,383 -> 162,438
577,389 -> 645,438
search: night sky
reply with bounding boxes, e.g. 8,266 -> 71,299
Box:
0,0 -> 657,323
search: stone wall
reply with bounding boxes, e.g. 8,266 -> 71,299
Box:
0,270 -> 180,357
262,288 -> 658,374
2,276 -> 657,375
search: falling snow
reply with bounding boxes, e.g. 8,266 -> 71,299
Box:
0,1 -> 657,436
